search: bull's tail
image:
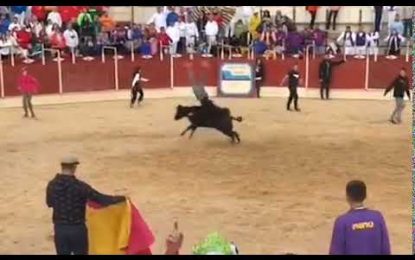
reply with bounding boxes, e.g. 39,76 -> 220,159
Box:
231,116 -> 243,122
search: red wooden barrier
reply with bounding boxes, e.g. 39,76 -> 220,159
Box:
62,59 -> 115,93
118,57 -> 170,90
368,56 -> 412,89
4,60 -> 59,96
1,55 -> 410,97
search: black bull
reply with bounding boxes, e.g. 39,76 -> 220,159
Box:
174,105 -> 243,143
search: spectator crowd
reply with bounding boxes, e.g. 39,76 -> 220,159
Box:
0,6 -> 412,63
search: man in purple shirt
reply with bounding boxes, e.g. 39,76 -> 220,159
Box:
329,180 -> 391,255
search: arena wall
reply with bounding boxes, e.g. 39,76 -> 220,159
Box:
1,55 -> 411,97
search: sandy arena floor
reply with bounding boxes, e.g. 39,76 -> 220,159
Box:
0,97 -> 411,254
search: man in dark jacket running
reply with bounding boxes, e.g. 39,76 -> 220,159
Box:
384,68 -> 411,124
319,55 -> 345,100
46,156 -> 126,255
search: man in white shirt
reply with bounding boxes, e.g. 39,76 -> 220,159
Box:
45,20 -> 54,38
166,23 -> 180,55
366,30 -> 379,56
177,17 -> 187,54
185,17 -> 199,53
337,26 -> 356,56
63,23 -> 79,55
205,14 -> 218,53
8,16 -> 21,32
147,6 -> 167,33
47,7 -> 62,28
0,33 -> 13,57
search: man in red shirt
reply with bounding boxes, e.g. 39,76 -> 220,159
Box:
15,26 -> 33,60
157,26 -> 172,53
18,67 -> 40,118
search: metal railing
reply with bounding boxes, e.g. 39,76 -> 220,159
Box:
41,45 -> 63,94
304,44 -> 313,89
101,46 -> 119,91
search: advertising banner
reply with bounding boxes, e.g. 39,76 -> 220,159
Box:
218,62 -> 255,97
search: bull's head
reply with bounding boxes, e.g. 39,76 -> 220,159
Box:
174,105 -> 185,120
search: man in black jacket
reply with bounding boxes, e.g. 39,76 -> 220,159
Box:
319,55 -> 345,100
280,64 -> 302,112
384,68 -> 411,124
46,156 -> 126,255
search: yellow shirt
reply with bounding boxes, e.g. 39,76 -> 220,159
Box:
86,201 -> 132,255
249,15 -> 261,39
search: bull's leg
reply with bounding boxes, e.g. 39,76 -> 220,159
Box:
220,129 -> 236,143
189,126 -> 197,139
180,125 -> 194,136
233,131 -> 241,143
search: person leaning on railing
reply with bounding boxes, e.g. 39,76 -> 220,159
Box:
63,23 -> 79,57
205,14 -> 219,54
354,25 -> 368,58
128,24 -> 144,53
14,25 -> 33,61
366,30 -> 379,56
157,26 -> 172,55
50,25 -> 66,57
184,16 -> 199,54
384,29 -> 405,56
336,26 -> 356,57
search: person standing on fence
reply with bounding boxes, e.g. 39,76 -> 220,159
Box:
329,180 -> 391,255
18,67 -> 39,119
319,55 -> 345,100
384,68 -> 410,124
280,64 -> 302,112
305,6 -> 319,29
373,6 -> 383,32
255,58 -> 264,98
326,6 -> 341,31
130,66 -> 149,108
